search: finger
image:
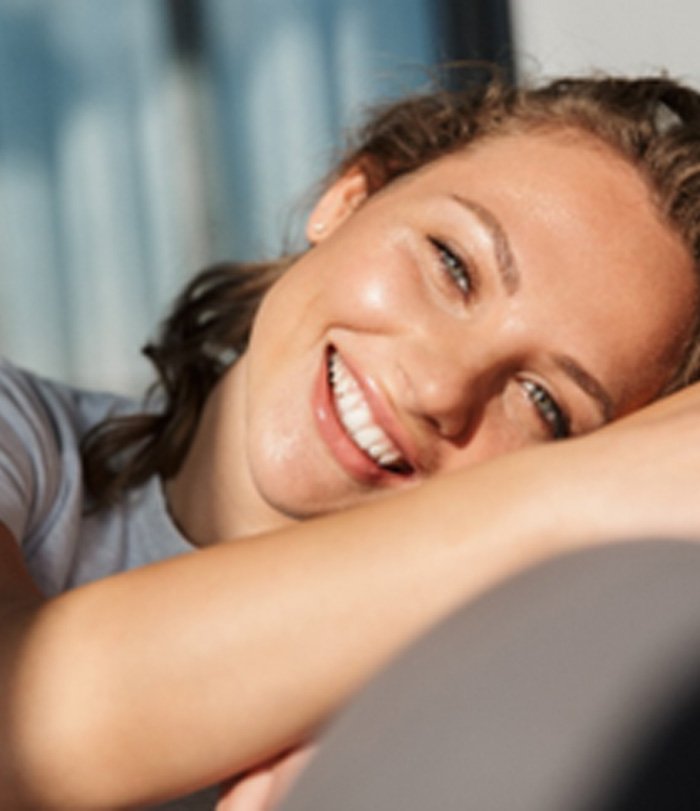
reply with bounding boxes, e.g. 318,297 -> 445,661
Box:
267,745 -> 318,808
216,768 -> 275,811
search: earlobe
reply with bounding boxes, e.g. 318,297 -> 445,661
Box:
306,167 -> 369,244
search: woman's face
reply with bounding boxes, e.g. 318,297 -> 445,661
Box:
208,129 -> 697,536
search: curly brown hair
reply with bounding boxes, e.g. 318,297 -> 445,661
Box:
82,70 -> 700,508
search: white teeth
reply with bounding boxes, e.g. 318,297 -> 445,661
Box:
379,450 -> 401,465
338,391 -> 364,410
343,404 -> 371,432
355,426 -> 385,447
328,351 -> 407,470
334,377 -> 354,396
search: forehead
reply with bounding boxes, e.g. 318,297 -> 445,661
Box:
397,130 -> 698,407
407,128 -> 654,210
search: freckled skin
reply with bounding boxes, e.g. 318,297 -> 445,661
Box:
167,129 -> 697,545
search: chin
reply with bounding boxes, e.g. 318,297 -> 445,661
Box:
249,450 -> 373,523
255,471 -> 361,521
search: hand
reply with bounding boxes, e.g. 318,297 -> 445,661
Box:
216,744 -> 316,811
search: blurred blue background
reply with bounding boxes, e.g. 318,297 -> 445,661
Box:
0,0 -> 449,393
2,0 -> 699,395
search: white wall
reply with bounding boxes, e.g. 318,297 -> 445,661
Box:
511,0 -> 700,85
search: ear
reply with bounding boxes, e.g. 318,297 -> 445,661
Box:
306,166 -> 369,244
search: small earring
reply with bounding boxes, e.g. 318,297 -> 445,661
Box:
312,222 -> 325,235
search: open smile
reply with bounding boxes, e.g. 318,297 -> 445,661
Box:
323,348 -> 414,477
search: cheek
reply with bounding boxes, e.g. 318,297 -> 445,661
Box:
320,240 -> 425,331
328,272 -> 402,325
249,231 -> 427,366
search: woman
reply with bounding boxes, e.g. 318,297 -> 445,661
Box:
3,72 -> 700,809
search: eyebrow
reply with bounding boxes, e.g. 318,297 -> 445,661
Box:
449,194 -> 615,423
555,354 -> 615,423
449,194 -> 520,293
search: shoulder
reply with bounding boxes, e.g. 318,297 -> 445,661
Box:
0,358 -> 134,544
0,360 -> 64,550
0,358 -> 136,435
0,359 -> 62,492
0,359 -> 84,472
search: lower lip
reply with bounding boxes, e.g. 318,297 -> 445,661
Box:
313,350 -> 392,484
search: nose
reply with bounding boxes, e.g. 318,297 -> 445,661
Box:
398,334 -> 505,442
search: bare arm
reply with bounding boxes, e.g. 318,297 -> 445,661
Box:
3,382 -> 700,809
0,448 -> 555,808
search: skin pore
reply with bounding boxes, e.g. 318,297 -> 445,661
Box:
166,127 -> 697,546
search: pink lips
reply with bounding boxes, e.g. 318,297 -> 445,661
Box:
313,348 -> 415,484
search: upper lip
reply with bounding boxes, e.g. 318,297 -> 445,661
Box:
333,348 -> 423,475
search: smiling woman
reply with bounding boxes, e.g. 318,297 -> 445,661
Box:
181,127 -> 694,538
4,72 -> 700,810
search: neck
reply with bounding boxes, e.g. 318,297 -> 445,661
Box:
164,359 -> 293,546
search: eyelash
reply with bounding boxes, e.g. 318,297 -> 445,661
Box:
521,380 -> 570,439
429,238 -> 473,297
429,237 -> 570,440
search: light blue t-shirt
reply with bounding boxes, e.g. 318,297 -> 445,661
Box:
0,359 -> 194,596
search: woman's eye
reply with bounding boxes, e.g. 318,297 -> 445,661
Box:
429,238 -> 473,297
522,380 -> 570,439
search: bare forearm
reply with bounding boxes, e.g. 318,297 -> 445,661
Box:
7,448 -> 554,809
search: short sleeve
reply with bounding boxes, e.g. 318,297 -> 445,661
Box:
0,361 -> 61,544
